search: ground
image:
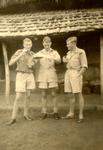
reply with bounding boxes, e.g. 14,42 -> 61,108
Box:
0,94 -> 103,150
0,109 -> 103,150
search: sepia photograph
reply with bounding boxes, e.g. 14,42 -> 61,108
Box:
0,0 -> 103,150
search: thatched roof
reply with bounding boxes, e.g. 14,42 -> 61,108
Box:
0,8 -> 103,38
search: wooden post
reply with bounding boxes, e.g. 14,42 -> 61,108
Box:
100,34 -> 103,100
2,42 -> 10,105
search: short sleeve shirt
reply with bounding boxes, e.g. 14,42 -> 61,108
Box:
10,49 -> 36,73
36,48 -> 61,82
65,47 -> 88,70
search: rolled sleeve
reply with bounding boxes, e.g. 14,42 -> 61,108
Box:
10,50 -> 22,61
80,51 -> 88,68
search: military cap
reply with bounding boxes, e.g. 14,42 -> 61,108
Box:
66,36 -> 77,43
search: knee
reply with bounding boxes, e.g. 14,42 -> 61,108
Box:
27,95 -> 30,99
15,93 -> 22,102
51,92 -> 56,98
75,93 -> 83,101
68,93 -> 74,98
71,98 -> 75,104
41,92 -> 47,99
69,94 -> 75,102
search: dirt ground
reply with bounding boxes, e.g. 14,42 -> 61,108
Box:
0,108 -> 103,150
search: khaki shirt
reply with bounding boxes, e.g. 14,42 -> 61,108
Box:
65,47 -> 88,70
36,48 -> 61,82
10,49 -> 36,73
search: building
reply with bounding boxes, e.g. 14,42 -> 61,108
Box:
0,1 -> 103,102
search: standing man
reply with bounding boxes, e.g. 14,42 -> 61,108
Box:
63,36 -> 88,123
7,38 -> 36,125
35,36 -> 61,120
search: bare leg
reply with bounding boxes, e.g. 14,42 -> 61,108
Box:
51,88 -> 58,113
41,89 -> 47,114
51,88 -> 60,119
75,93 -> 84,119
40,89 -> 47,119
6,92 -> 23,125
11,92 -> 23,120
62,93 -> 75,119
68,93 -> 75,117
24,90 -> 30,117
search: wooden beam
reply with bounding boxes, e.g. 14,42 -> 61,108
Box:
100,34 -> 103,99
2,42 -> 10,105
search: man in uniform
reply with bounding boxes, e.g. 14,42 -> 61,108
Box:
35,36 -> 61,119
7,38 -> 36,125
63,36 -> 88,123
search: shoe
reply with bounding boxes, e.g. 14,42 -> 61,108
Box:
40,113 -> 47,120
53,113 -> 60,120
62,114 -> 74,119
24,116 -> 32,121
6,119 -> 16,125
77,118 -> 84,123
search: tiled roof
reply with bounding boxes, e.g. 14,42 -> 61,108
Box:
0,8 -> 103,38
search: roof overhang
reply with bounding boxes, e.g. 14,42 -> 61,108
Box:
0,8 -> 103,39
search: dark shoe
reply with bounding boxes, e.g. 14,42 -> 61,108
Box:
24,116 -> 32,121
40,113 -> 47,120
6,119 -> 16,125
53,113 -> 60,120
77,118 -> 84,123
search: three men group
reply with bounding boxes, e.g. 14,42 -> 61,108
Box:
7,35 -> 88,125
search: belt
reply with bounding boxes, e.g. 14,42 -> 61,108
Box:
67,67 -> 80,71
17,71 -> 33,74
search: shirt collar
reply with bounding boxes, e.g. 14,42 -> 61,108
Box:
67,47 -> 78,55
43,48 -> 53,53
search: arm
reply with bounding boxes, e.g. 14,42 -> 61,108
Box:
79,67 -> 87,76
63,56 -> 68,63
9,50 -> 27,66
28,52 -> 38,68
79,50 -> 88,76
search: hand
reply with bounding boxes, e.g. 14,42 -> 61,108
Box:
78,73 -> 82,77
22,49 -> 28,54
63,56 -> 67,63
20,49 -> 28,57
78,68 -> 86,76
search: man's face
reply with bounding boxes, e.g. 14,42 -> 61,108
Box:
23,41 -> 32,51
43,41 -> 51,51
66,41 -> 76,51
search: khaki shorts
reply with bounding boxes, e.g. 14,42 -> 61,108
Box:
64,70 -> 83,93
16,72 -> 35,92
38,82 -> 58,89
